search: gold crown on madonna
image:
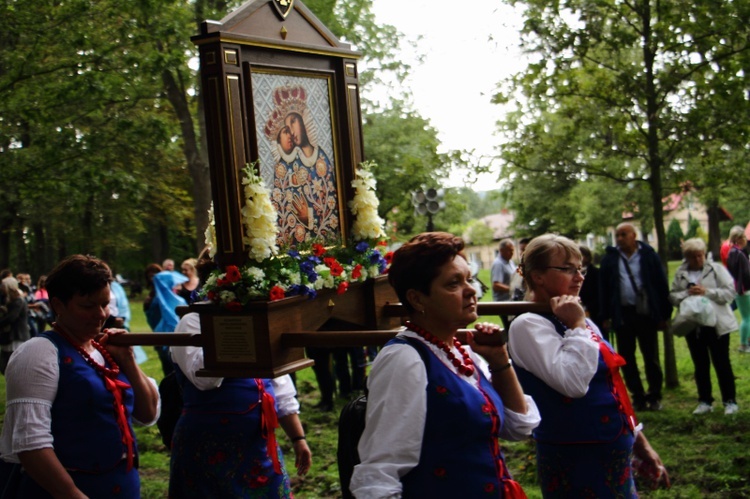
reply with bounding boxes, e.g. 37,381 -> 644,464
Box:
264,85 -> 308,141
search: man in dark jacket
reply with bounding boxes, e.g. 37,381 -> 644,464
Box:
599,223 -> 672,411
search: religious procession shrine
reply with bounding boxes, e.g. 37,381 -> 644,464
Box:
109,0 -> 541,377
186,0 -> 402,378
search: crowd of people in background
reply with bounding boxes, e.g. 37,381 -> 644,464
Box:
1,221 -> 748,498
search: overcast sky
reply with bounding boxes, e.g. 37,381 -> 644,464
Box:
371,0 -> 528,190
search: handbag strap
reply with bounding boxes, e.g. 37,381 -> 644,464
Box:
620,254 -> 642,294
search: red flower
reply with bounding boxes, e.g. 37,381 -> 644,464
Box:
377,240 -> 387,246
337,282 -> 349,294
484,483 -> 496,493
324,257 -> 336,267
313,243 -> 326,257
207,290 -> 217,301
352,264 -> 362,279
225,301 -> 243,312
384,251 -> 394,264
216,278 -> 227,287
329,262 -> 344,277
269,285 -> 286,301
249,475 -> 270,488
482,403 -> 493,414
63,356 -> 73,364
433,467 -> 447,478
436,385 -> 448,395
225,265 -> 242,283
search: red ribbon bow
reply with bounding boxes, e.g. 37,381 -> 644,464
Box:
588,325 -> 638,431
103,376 -> 135,471
257,379 -> 282,475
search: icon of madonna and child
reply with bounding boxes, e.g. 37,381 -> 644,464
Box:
262,84 -> 341,248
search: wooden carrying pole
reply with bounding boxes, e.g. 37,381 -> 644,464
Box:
107,301 -> 551,349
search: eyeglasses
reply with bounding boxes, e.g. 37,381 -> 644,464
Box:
545,266 -> 587,277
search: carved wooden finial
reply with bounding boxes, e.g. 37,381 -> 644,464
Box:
280,26 -> 288,40
272,0 -> 294,20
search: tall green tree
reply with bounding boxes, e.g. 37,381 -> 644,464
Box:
362,101 -> 447,235
495,0 -> 750,262
0,0 -> 192,276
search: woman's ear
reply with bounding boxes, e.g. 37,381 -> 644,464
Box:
405,288 -> 425,313
530,270 -> 544,288
49,296 -> 63,317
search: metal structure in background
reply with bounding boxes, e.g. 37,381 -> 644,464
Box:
412,187 -> 445,232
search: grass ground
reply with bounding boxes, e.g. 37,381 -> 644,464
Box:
2,266 -> 750,497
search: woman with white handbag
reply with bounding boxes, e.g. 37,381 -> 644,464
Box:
669,238 -> 739,416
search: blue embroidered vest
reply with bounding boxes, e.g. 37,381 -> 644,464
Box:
513,314 -> 630,444
42,331 -> 137,472
396,337 -> 511,497
175,367 -> 275,414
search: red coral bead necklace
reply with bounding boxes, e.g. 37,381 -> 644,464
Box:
52,323 -> 120,378
405,321 -> 475,377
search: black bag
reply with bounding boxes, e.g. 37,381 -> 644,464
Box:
337,394 -> 368,499
156,371 -> 184,449
336,337 -> 428,498
0,460 -> 22,499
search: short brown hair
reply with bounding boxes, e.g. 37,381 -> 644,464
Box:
521,235 -> 581,291
46,255 -> 112,304
388,232 -> 466,313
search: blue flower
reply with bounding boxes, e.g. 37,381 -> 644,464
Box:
286,284 -> 301,296
369,250 -> 383,264
287,250 -> 301,259
355,241 -> 369,253
299,260 -> 315,274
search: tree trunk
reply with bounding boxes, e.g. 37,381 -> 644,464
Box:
161,67 -> 211,255
706,202 -> 722,259
641,1 -> 677,387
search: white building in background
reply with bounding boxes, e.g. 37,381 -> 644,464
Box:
463,209 -> 516,271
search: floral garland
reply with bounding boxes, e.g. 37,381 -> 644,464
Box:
240,163 -> 279,262
204,203 -> 217,259
202,162 -> 392,308
349,161 -> 386,240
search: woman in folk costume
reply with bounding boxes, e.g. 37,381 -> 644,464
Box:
264,84 -> 340,246
168,260 -> 311,498
508,235 -> 670,497
351,232 -> 540,498
0,255 -> 159,498
169,314 -> 312,498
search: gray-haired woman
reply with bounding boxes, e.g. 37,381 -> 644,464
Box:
670,238 -> 739,415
